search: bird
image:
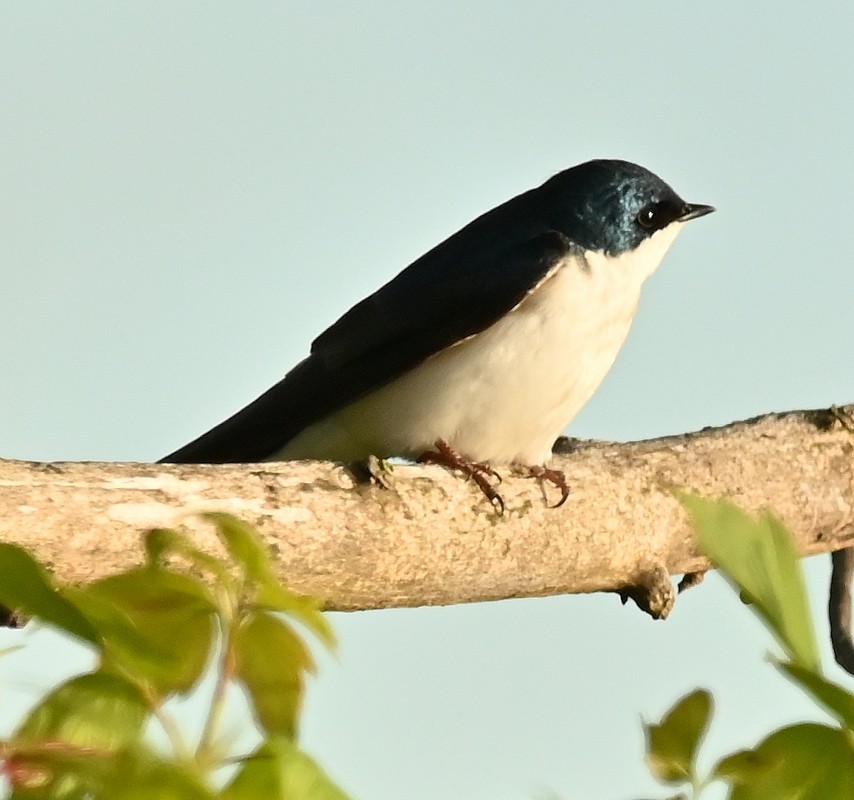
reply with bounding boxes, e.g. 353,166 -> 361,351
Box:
161,159 -> 714,510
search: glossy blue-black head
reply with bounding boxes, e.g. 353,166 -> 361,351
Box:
541,159 -> 714,256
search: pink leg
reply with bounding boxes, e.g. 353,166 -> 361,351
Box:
419,439 -> 505,514
520,464 -> 570,508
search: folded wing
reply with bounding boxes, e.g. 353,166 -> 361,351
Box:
161,200 -> 575,463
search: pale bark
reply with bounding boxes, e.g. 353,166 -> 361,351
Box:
0,405 -> 852,616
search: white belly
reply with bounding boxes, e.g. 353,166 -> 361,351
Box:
278,224 -> 683,466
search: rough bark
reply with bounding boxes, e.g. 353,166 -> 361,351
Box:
0,405 -> 852,615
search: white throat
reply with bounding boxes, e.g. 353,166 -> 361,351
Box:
610,220 -> 685,284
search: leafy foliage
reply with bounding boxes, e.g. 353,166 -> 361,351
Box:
640,494 -> 854,799
644,689 -> 711,786
678,494 -> 818,671
0,514 -> 349,800
1,496 -> 850,799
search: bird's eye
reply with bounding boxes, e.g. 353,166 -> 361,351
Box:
636,204 -> 659,230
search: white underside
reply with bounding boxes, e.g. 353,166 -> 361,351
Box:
277,222 -> 684,466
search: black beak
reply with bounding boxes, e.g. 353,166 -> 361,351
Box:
678,203 -> 715,222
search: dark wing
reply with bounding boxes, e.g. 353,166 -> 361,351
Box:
161,206 -> 575,463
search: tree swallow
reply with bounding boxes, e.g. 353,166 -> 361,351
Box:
161,159 -> 713,509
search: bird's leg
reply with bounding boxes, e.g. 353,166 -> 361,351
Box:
419,439 -> 505,515
515,464 -> 570,508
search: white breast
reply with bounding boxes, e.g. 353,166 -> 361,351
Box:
278,222 -> 684,466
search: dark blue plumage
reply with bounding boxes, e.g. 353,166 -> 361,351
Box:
161,159 -> 712,465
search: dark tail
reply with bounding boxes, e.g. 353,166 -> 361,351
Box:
159,357 -> 338,463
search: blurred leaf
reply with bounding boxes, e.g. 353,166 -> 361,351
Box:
222,737 -> 351,800
99,749 -> 216,800
713,748 -> 778,783
726,723 -> 854,799
201,513 -> 272,583
255,583 -> 335,650
6,743 -> 113,800
0,544 -> 100,646
677,493 -> 819,671
64,585 -> 179,686
8,742 -> 217,800
644,689 -> 712,784
83,567 -> 218,695
233,612 -> 312,739
144,527 -> 177,564
144,528 -> 233,586
776,660 -> 854,730
15,672 -> 148,748
203,513 -> 335,649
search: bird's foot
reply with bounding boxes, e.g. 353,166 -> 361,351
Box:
420,439 -> 505,515
517,464 -> 570,508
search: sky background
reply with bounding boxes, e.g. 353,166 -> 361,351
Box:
1,3 -> 853,798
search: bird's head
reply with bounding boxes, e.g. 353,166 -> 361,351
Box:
544,159 -> 714,256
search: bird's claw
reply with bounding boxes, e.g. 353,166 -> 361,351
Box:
420,439 -> 506,514
421,441 -> 571,515
521,464 -> 570,508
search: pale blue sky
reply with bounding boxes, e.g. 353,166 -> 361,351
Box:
1,3 -> 853,799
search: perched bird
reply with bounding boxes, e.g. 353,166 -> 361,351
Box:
162,159 -> 713,509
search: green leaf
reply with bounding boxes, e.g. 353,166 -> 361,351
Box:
255,583 -> 336,650
201,513 -> 272,583
233,612 -> 313,738
725,723 -> 854,799
713,748 -> 777,783
6,743 -> 112,800
202,513 -> 336,649
0,544 -> 100,646
677,493 -> 819,671
84,567 -> 218,695
222,737 -> 351,800
6,746 -> 217,800
64,585 -> 180,687
644,689 -> 712,784
144,527 -> 178,564
99,750 -> 217,800
15,671 -> 148,749
776,660 -> 854,730
143,528 -> 233,586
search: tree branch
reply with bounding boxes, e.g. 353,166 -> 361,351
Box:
1,405 -> 852,615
